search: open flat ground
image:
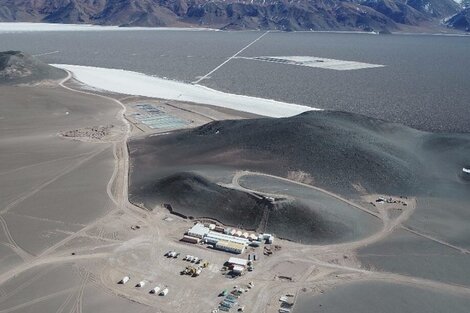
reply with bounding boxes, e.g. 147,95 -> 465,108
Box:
1,69 -> 470,313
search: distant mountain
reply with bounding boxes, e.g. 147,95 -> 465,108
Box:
0,0 -> 464,32
445,7 -> 470,31
0,51 -> 66,84
358,0 -> 460,25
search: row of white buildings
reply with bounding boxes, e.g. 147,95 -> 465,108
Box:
184,223 -> 274,254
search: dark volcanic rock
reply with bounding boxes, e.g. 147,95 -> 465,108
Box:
130,111 -> 419,196
0,51 -> 66,84
129,111 -> 470,243
129,111 -> 470,197
130,171 -> 357,243
137,172 -> 265,229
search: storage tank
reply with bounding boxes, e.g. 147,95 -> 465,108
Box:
119,276 -> 130,284
159,288 -> 169,296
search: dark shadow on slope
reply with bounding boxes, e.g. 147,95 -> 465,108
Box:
0,51 -> 66,85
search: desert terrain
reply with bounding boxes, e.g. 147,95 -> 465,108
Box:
1,51 -> 470,313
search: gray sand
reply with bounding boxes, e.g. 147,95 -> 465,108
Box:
293,280 -> 470,313
359,228 -> 470,286
0,85 -> 122,256
238,175 -> 381,243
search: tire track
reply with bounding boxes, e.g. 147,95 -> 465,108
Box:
0,150 -> 97,177
0,265 -> 57,303
55,287 -> 77,313
402,226 -> 470,254
0,253 -> 109,286
0,286 -> 76,313
70,271 -> 89,313
1,146 -> 108,215
0,215 -> 32,261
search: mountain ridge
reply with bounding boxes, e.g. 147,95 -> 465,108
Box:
0,0 -> 467,32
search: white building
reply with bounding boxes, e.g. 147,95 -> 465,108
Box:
228,257 -> 248,267
232,265 -> 245,275
187,223 -> 210,239
204,231 -> 249,246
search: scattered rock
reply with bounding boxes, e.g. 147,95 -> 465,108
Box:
61,125 -> 117,141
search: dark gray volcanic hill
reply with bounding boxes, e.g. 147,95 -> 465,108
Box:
0,0 -> 462,32
0,51 -> 66,84
130,171 -> 355,243
445,7 -> 470,31
143,172 -> 264,227
129,111 -> 470,197
129,111 -> 470,243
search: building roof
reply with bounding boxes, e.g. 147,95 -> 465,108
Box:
232,265 -> 245,273
206,231 -> 249,245
228,257 -> 248,266
188,223 -> 210,237
216,240 -> 246,251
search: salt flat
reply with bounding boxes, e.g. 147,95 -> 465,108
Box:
52,64 -> 316,118
0,22 -> 216,33
236,56 -> 385,70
